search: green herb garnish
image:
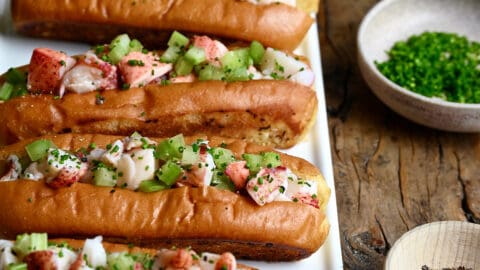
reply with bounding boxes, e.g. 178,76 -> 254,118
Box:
375,32 -> 480,103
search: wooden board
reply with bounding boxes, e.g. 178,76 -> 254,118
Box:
317,0 -> 480,268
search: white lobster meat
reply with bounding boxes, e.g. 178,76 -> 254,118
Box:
260,47 -> 315,87
61,51 -> 118,95
0,155 -> 22,181
116,148 -> 157,190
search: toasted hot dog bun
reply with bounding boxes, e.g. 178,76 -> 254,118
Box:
0,79 -> 318,148
0,133 -> 330,261
11,0 -> 313,51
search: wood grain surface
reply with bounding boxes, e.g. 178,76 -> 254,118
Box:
316,0 -> 480,269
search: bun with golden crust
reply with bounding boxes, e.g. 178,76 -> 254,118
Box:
11,0 -> 313,51
0,133 -> 330,261
0,80 -> 317,148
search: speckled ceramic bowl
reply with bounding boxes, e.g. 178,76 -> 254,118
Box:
385,221 -> 480,270
358,0 -> 480,132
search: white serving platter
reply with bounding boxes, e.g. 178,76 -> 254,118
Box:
0,1 -> 343,268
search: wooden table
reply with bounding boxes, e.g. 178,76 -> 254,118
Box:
316,0 -> 480,269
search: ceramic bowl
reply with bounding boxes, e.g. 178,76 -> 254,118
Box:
385,221 -> 480,270
358,0 -> 480,132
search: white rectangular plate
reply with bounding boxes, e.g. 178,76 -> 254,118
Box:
0,1 -> 343,268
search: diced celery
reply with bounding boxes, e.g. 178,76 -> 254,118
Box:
108,34 -> 131,64
138,179 -> 169,192
198,64 -> 225,81
175,56 -> 194,76
155,134 -> 186,161
108,46 -> 129,64
107,253 -> 135,270
1,68 -> 28,100
31,233 -> 48,250
93,167 -> 117,187
7,263 -> 27,270
210,147 -> 235,170
156,160 -> 182,186
5,68 -> 27,84
0,82 -> 13,101
133,253 -> 155,270
242,152 -> 281,173
249,41 -> 265,65
128,39 -> 144,52
221,48 -> 252,70
167,31 -> 190,48
224,66 -> 250,82
184,46 -> 206,65
160,46 -> 182,63
210,170 -> 235,192
13,233 -> 48,260
25,139 -> 56,161
12,83 -> 28,97
242,153 -> 262,173
261,152 -> 281,168
110,33 -> 131,48
181,145 -> 200,165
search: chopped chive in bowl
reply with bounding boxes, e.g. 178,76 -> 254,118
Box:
375,32 -> 480,104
